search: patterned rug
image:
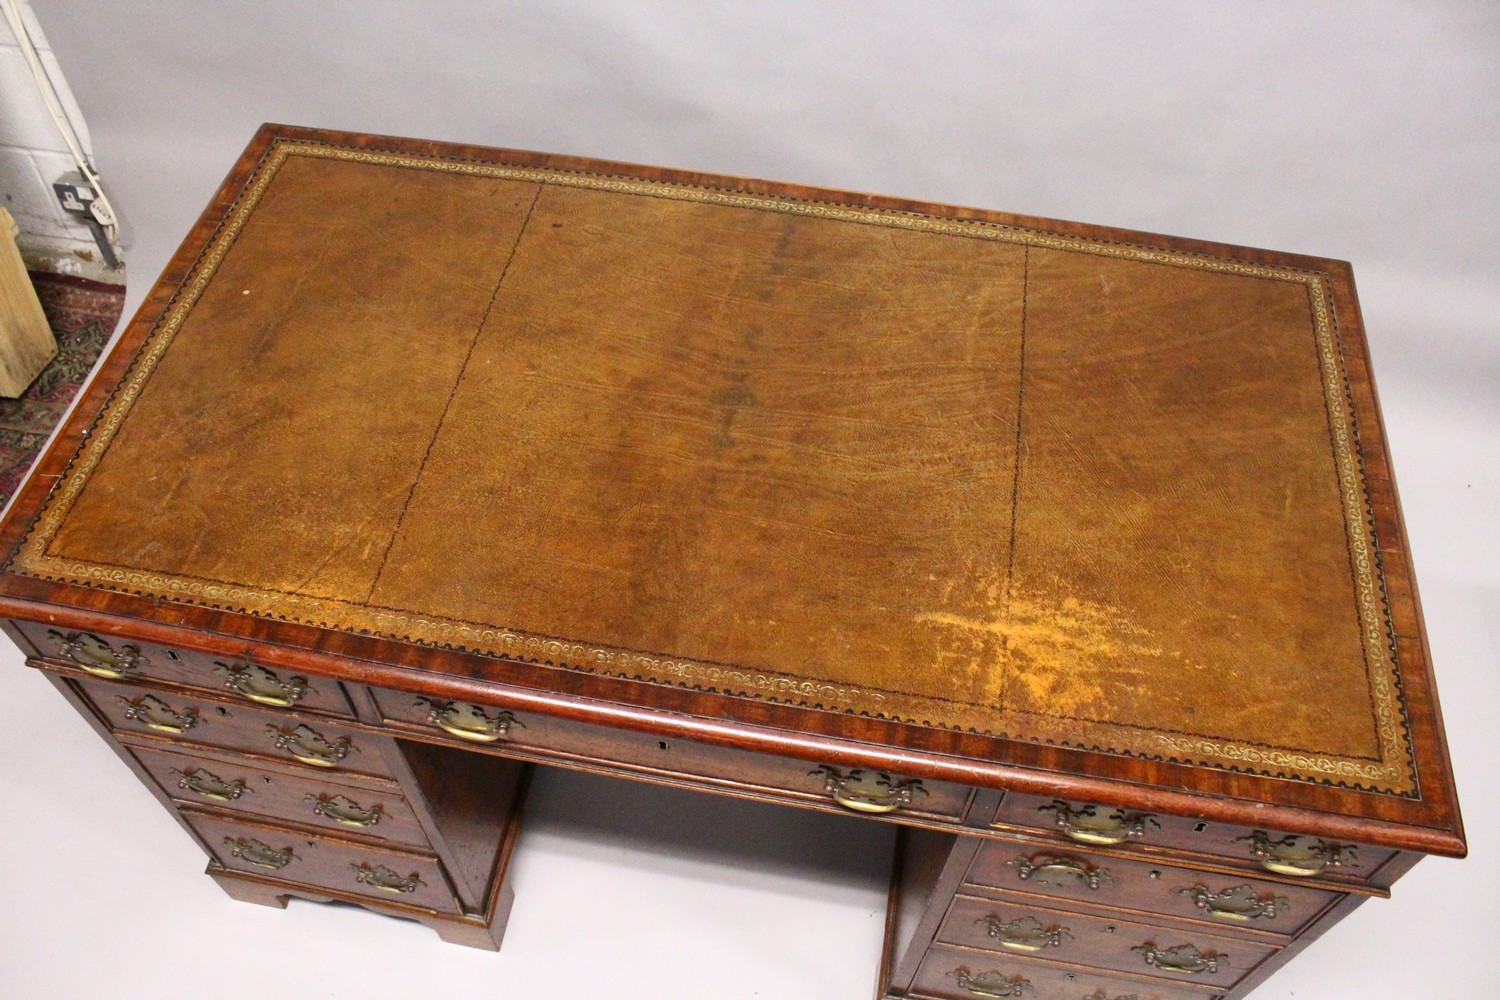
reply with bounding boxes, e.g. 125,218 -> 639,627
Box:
0,273 -> 124,507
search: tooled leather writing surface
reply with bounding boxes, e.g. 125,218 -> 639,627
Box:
14,139 -> 1414,794
46,154 -> 540,596
371,183 -> 1027,710
1007,249 -> 1373,758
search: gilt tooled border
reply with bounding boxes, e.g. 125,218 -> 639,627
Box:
9,139 -> 1416,795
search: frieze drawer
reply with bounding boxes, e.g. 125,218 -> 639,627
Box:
188,810 -> 460,914
996,791 -> 1392,881
72,675 -> 397,781
966,840 -> 1342,938
910,943 -> 1213,1000
993,791 -> 1395,883
937,893 -> 1275,990
131,743 -> 429,848
15,620 -> 355,717
369,686 -> 973,824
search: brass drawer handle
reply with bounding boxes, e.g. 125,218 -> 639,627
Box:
416,697 -> 522,743
948,967 -> 1031,997
1180,883 -> 1290,922
978,914 -> 1071,952
1238,831 -> 1354,877
306,793 -> 383,828
267,723 -> 355,767
351,862 -> 423,894
1006,853 -> 1111,890
172,767 -> 250,802
1131,942 -> 1225,976
811,766 -> 927,814
50,629 -> 144,679
225,836 -> 298,871
214,661 -> 313,707
118,694 -> 199,734
1037,799 -> 1159,846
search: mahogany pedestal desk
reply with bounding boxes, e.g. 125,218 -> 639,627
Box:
0,125 -> 1463,998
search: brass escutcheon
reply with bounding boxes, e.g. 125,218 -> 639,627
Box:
267,723 -> 353,767
214,661 -> 312,707
307,792 -> 383,828
172,767 -> 249,802
225,836 -> 297,871
351,862 -> 423,894
1180,883 -> 1290,922
948,967 -> 1031,997
1036,799 -> 1159,846
977,914 -> 1071,952
118,694 -> 199,734
416,697 -> 521,743
51,629 -> 143,679
810,765 -> 927,814
1006,853 -> 1111,890
1131,941 -> 1225,976
1238,831 -> 1353,877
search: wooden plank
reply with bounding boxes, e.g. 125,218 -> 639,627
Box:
0,206 -> 57,396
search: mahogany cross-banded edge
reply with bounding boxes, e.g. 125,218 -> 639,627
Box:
0,124 -> 1463,855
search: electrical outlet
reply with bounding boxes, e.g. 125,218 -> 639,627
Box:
51,169 -> 120,269
53,170 -> 97,215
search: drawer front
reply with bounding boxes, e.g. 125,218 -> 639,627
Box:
73,676 -> 396,781
17,621 -> 353,718
131,744 -> 428,848
967,841 -> 1340,938
939,894 -> 1273,990
912,944 -> 1212,1000
993,791 -> 1393,882
188,811 -> 459,914
369,686 -> 973,824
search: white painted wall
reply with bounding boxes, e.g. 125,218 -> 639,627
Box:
0,0 -> 101,263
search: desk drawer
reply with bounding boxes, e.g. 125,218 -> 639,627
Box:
938,893 -> 1273,990
73,676 -> 396,781
131,744 -> 428,848
911,944 -> 1214,1000
188,811 -> 459,914
967,841 -> 1340,939
368,686 -> 972,824
992,791 -> 1393,883
16,621 -> 354,717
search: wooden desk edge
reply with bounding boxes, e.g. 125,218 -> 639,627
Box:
0,596 -> 1465,860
